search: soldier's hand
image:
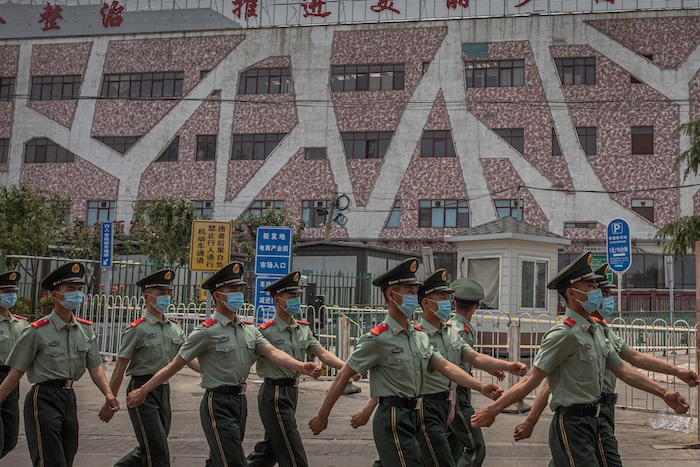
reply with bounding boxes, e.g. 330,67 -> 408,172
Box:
350,407 -> 372,428
471,406 -> 497,428
309,414 -> 328,435
663,390 -> 689,414
479,383 -> 503,400
514,419 -> 535,441
126,388 -> 146,408
98,400 -> 117,423
301,362 -> 322,379
508,362 -> 527,377
677,369 -> 700,387
487,369 -> 506,381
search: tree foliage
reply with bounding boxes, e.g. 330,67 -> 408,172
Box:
675,120 -> 700,182
232,208 -> 304,259
132,198 -> 197,267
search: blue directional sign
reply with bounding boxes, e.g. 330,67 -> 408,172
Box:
606,218 -> 631,274
100,221 -> 114,268
254,226 -> 293,276
254,276 -> 277,324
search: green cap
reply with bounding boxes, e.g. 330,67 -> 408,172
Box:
203,262 -> 246,292
418,269 -> 454,303
547,252 -> 604,294
594,264 -> 616,289
0,271 -> 20,291
41,262 -> 86,291
264,271 -> 304,296
451,278 -> 485,301
372,258 -> 423,290
137,269 -> 175,290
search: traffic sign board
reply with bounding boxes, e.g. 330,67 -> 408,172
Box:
591,255 -> 614,283
189,220 -> 232,272
100,221 -> 114,268
607,219 -> 631,274
254,226 -> 293,276
254,276 -> 277,323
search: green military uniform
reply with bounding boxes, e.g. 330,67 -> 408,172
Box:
115,269 -> 184,467
178,262 -> 269,467
0,271 -> 28,458
346,259 -> 444,467
446,278 -> 487,467
534,252 -> 622,467
7,262 -> 102,467
248,271 -> 322,467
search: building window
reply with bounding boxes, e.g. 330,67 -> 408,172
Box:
0,78 -> 15,102
196,135 -> 217,161
554,57 -> 596,85
30,75 -> 81,100
494,199 -> 522,220
245,200 -> 284,218
302,200 -> 331,228
521,259 -> 547,309
95,136 -> 140,155
231,133 -> 286,161
200,70 -> 210,79
419,200 -> 469,228
194,200 -> 213,219
642,53 -> 654,62
100,72 -> 184,99
462,42 -> 489,59
330,64 -> 405,92
305,148 -> 327,160
494,128 -> 524,154
87,200 -> 115,226
465,60 -> 525,88
630,75 -> 642,84
386,200 -> 401,228
238,68 -> 292,95
156,137 -> 179,162
0,139 -> 8,164
564,222 -> 597,229
24,138 -> 75,163
552,128 -> 562,156
577,127 -> 596,156
342,132 -> 392,159
632,199 -> 654,223
631,126 -> 654,154
421,130 -> 456,158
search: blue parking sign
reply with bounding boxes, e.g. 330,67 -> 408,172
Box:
606,219 -> 631,274
100,221 -> 114,268
254,277 -> 277,324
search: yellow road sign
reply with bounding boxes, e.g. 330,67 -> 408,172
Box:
189,220 -> 232,272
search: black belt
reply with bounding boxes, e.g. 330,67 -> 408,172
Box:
556,403 -> 601,417
207,384 -> 247,395
132,374 -> 154,381
378,396 -> 422,410
36,379 -> 74,389
422,390 -> 451,401
264,377 -> 299,387
599,392 -> 618,405
0,365 -> 10,373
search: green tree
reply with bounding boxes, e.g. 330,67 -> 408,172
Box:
132,198 -> 197,267
232,207 -> 304,259
656,121 -> 700,256
66,219 -> 126,293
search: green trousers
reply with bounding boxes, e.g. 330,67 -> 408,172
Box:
247,383 -> 308,467
372,404 -> 425,467
0,371 -> 19,458
417,397 -> 455,467
24,384 -> 79,467
200,390 -> 247,467
115,377 -> 172,467
599,404 -> 622,467
549,410 -> 620,467
447,387 -> 485,467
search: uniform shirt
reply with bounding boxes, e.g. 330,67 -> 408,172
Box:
600,322 -> 630,394
118,311 -> 185,377
417,318 -> 472,394
255,314 -> 322,379
447,313 -> 476,374
346,315 -> 443,399
178,311 -> 269,389
6,310 -> 102,383
0,313 -> 29,365
533,308 -> 622,411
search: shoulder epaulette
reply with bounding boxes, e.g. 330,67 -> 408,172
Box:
260,320 -> 275,330
297,320 -> 310,325
463,323 -> 470,333
241,320 -> 254,325
444,322 -> 452,327
370,323 -> 389,336
202,319 -> 217,327
591,316 -> 602,323
130,317 -> 146,327
564,317 -> 576,328
31,318 -> 50,329
168,317 -> 180,324
12,314 -> 28,321
414,324 -> 424,331
76,317 -> 93,325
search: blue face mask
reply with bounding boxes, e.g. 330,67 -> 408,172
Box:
148,294 -> 171,313
392,293 -> 418,318
223,292 -> 245,312
59,291 -> 84,310
599,296 -> 616,319
0,293 -> 17,309
431,299 -> 452,321
573,288 -> 603,314
282,297 -> 301,316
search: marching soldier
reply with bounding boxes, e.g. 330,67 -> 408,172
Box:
0,271 -> 28,458
309,258 -> 503,467
248,271 -> 355,467
470,252 -> 689,466
126,262 -> 321,467
0,262 -> 119,467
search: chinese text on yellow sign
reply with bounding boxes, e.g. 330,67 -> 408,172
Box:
189,220 -> 232,272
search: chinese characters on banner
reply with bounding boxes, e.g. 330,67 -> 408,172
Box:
371,0 -> 400,14
446,0 -> 469,9
302,0 -> 331,17
100,0 -> 124,28
0,17 -> 5,24
39,3 -> 63,31
189,220 -> 233,272
232,0 -> 258,19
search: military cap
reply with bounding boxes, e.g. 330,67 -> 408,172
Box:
546,252 -> 604,293
451,277 -> 485,301
372,258 -> 423,290
136,269 -> 175,290
263,270 -> 303,295
41,262 -> 86,291
0,271 -> 21,291
202,262 -> 246,292
418,269 -> 454,303
594,264 -> 616,289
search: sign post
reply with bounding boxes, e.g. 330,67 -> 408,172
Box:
606,219 -> 631,313
100,220 -> 114,293
254,226 -> 293,324
189,220 -> 232,318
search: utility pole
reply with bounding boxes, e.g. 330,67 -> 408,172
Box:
516,184 -> 523,220
324,183 -> 338,242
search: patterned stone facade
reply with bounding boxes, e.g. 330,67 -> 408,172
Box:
0,45 -> 19,172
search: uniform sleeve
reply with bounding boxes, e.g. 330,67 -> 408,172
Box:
304,328 -> 323,357
428,345 -> 443,368
346,333 -> 381,374
85,326 -> 102,369
609,330 -> 630,354
175,324 -> 186,351
605,347 -> 623,370
532,326 -> 576,374
178,327 -> 209,362
457,334 -> 473,360
117,326 -> 139,359
6,326 -> 38,372
253,328 -> 270,354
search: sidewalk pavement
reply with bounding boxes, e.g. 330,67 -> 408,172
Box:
4,364 -> 700,466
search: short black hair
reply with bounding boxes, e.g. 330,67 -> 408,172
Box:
454,297 -> 479,312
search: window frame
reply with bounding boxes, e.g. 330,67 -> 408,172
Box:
86,200 -> 116,226
238,68 -> 292,95
631,126 -> 654,155
576,127 -> 597,156
519,257 -> 548,311
244,200 -> 285,218
465,59 -> 525,88
155,137 -> 179,162
494,199 -> 523,220
631,198 -> 654,223
24,138 -> 76,163
330,64 -> 405,92
30,75 -> 82,100
554,57 -> 596,85
0,138 -> 8,164
304,148 -> 327,160
341,132 -> 393,160
194,200 -> 214,219
0,77 -> 15,102
494,128 -> 525,154
100,72 -> 185,99
302,200 -> 331,228
231,133 -> 286,161
418,199 -> 470,228
420,130 -> 456,158
95,136 -> 141,155
385,199 -> 401,229
196,135 -> 217,161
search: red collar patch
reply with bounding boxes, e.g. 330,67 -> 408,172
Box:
130,317 -> 146,327
259,320 -> 275,330
202,319 -> 217,328
370,323 -> 389,336
31,318 -> 50,329
564,317 -> 576,328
